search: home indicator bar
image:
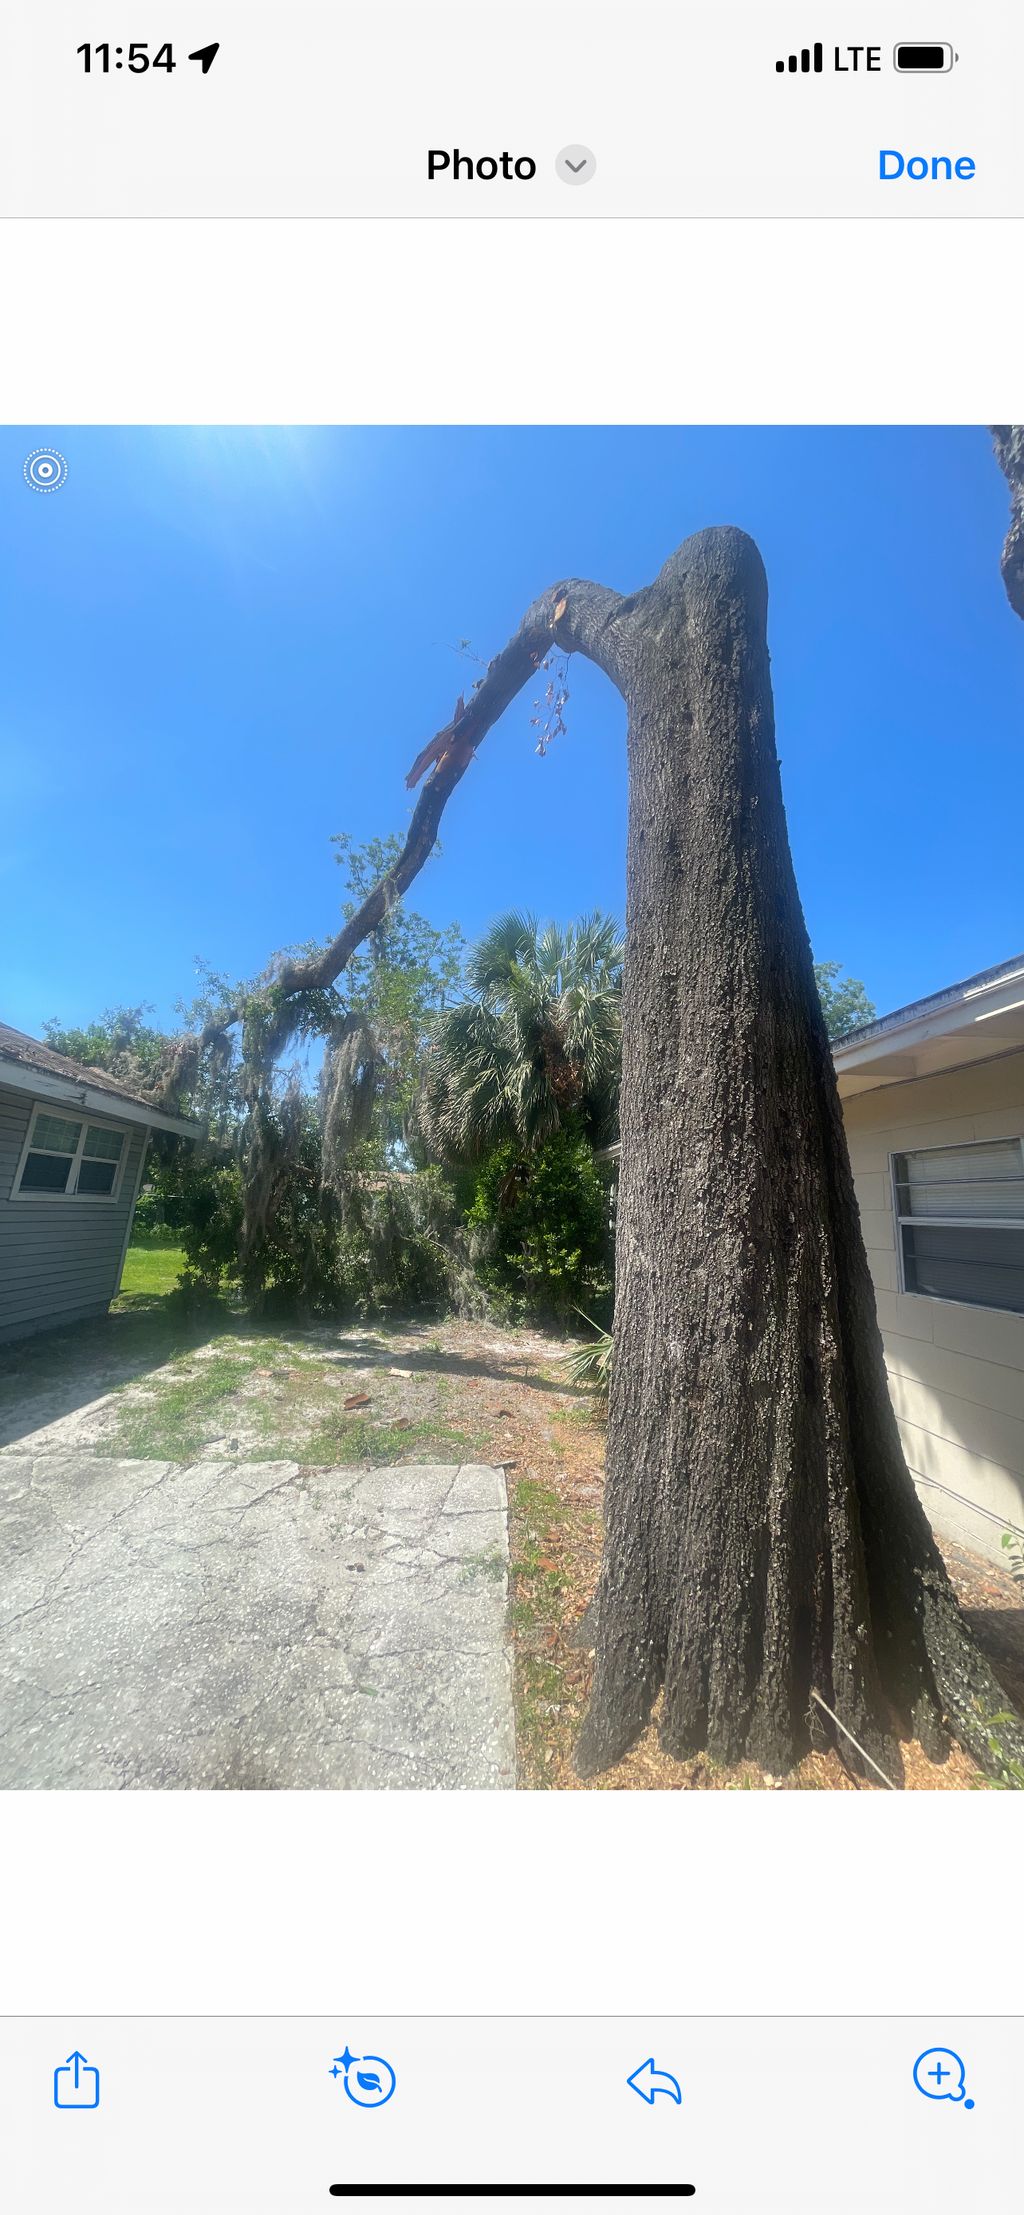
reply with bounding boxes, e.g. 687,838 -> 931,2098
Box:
327,2192 -> 697,2203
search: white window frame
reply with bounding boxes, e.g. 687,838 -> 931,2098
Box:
890,1132 -> 1024,1308
11,1100 -> 131,1205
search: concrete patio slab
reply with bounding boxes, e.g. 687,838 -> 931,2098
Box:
0,1454 -> 514,1790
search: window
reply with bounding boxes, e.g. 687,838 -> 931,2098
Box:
892,1137 -> 1024,1316
15,1104 -> 127,1200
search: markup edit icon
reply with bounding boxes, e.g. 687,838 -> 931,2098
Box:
54,2051 -> 100,2109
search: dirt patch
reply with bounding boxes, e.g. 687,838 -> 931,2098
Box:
444,1323 -> 1023,1793
9,1324 -> 496,1469
5,1309 -> 1020,1789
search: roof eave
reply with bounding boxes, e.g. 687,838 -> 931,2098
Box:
0,1053 -> 202,1139
832,967 -> 1024,1095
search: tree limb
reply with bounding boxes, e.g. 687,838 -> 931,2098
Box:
150,580 -> 597,1103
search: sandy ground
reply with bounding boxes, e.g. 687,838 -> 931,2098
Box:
2,1306 -> 1021,1790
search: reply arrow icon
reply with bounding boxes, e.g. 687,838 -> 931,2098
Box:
627,2057 -> 682,2105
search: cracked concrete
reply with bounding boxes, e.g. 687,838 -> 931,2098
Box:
0,1454 -> 515,1790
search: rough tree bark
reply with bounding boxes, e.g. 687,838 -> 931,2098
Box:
157,522 -> 1023,1781
565,527 -> 1023,1782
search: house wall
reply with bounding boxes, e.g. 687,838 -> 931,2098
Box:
843,1048 -> 1024,1564
0,1084 -> 147,1341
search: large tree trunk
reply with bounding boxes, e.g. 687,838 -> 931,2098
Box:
164,512 -> 1022,1783
569,526 -> 1023,1782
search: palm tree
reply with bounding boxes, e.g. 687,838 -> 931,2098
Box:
420,910 -> 623,1161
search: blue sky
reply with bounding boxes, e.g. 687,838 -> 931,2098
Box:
1,425 -> 1021,1040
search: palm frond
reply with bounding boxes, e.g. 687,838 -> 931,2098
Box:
423,907 -> 625,1162
565,1312 -> 613,1391
467,911 -> 539,1000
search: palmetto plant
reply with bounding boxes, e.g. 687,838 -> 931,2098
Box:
420,910 -> 624,1162
565,1311 -> 614,1393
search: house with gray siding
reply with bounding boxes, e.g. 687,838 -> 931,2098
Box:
0,1021 -> 199,1342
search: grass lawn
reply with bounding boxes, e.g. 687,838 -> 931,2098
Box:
116,1243 -> 186,1301
99,1333 -> 491,1469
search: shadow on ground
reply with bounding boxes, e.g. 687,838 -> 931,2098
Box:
363,1323 -> 590,1400
0,1304 -> 249,1450
0,1305 -> 589,1455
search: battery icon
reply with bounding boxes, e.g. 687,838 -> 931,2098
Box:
893,43 -> 957,70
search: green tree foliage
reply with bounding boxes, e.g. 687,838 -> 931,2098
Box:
467,1128 -> 612,1320
173,1125 -> 474,1323
813,961 -> 877,1041
163,820 -> 474,1314
421,910 -> 623,1163
43,1004 -> 200,1245
333,1158 -> 482,1319
44,932 -> 877,1328
42,1004 -> 170,1088
330,833 -> 465,1159
166,1152 -> 245,1296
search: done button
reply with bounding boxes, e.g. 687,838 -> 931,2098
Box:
879,149 -> 976,180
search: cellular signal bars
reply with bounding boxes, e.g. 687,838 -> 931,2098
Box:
776,43 -> 824,72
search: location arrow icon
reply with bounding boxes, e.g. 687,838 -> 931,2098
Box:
627,2057 -> 682,2105
188,42 -> 220,73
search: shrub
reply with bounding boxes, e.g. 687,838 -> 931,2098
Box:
174,1154 -> 246,1291
160,1129 -> 479,1323
131,1189 -> 190,1244
334,1162 -> 483,1319
467,1129 -> 612,1320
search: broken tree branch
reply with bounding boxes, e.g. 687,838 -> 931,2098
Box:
150,576 -> 626,1104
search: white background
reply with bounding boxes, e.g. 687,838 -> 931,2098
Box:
2,219 -> 1019,424
1,210 -> 1021,2025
